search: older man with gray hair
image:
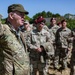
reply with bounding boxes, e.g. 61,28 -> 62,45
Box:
0,4 -> 30,75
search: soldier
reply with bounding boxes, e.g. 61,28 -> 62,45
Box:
0,4 -> 30,75
48,17 -> 60,69
54,19 -> 72,69
48,17 -> 59,36
32,16 -> 49,31
24,21 -> 32,31
26,16 -> 53,75
70,28 -> 75,75
48,17 -> 60,49
21,20 -> 32,32
36,16 -> 49,31
20,20 -> 32,52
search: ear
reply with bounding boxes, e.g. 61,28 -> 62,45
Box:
8,12 -> 14,19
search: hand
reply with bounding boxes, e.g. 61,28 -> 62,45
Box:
36,47 -> 43,52
68,48 -> 72,51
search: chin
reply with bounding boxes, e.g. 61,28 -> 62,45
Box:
20,24 -> 23,26
20,23 -> 23,26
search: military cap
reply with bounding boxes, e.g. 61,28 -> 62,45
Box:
8,4 -> 29,14
35,16 -> 45,24
24,20 -> 29,25
57,22 -> 61,25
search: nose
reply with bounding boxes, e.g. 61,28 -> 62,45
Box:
21,15 -> 24,18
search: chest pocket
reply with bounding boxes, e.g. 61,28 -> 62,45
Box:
61,31 -> 70,39
40,35 -> 46,44
31,33 -> 46,46
52,27 -> 58,35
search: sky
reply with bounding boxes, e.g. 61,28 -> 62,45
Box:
0,0 -> 75,18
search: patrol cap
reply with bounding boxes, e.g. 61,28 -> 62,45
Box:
36,16 -> 46,24
8,4 -> 29,14
24,20 -> 29,25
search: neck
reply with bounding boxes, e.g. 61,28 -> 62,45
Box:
51,23 -> 56,26
10,21 -> 18,30
62,26 -> 66,29
37,28 -> 42,32
8,18 -> 19,31
13,25 -> 18,30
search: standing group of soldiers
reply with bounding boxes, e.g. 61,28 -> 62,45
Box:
0,3 -> 75,75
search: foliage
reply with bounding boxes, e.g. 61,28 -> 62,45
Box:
1,15 -> 31,24
64,13 -> 73,18
1,18 -> 6,24
1,11 -> 75,30
46,11 -> 53,17
24,15 -> 31,21
67,19 -> 75,30
32,11 -> 61,19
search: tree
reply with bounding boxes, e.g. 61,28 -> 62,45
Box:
55,13 -> 61,17
41,11 -> 46,17
67,19 -> 75,30
32,12 -> 42,19
24,15 -> 31,21
46,11 -> 52,17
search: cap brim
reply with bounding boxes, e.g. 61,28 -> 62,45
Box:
25,11 -> 29,15
17,10 -> 29,15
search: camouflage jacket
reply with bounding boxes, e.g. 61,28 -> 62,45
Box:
48,24 -> 59,35
71,28 -> 75,51
43,25 -> 49,31
26,28 -> 54,59
0,23 -> 30,75
55,27 -> 71,48
48,24 -> 59,43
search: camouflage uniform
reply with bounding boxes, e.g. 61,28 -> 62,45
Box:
0,23 -> 30,75
43,25 -> 49,31
55,27 -> 71,69
22,28 -> 32,52
70,28 -> 75,75
26,28 -> 54,75
48,25 -> 59,68
48,24 -> 59,43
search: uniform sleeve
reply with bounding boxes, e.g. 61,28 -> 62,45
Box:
67,30 -> 73,49
69,29 -> 75,41
41,31 -> 54,55
41,31 -> 53,51
43,25 -> 49,31
0,24 -> 4,36
26,33 -> 37,50
49,30 -> 55,43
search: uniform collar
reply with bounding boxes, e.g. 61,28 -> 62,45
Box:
61,27 -> 67,31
